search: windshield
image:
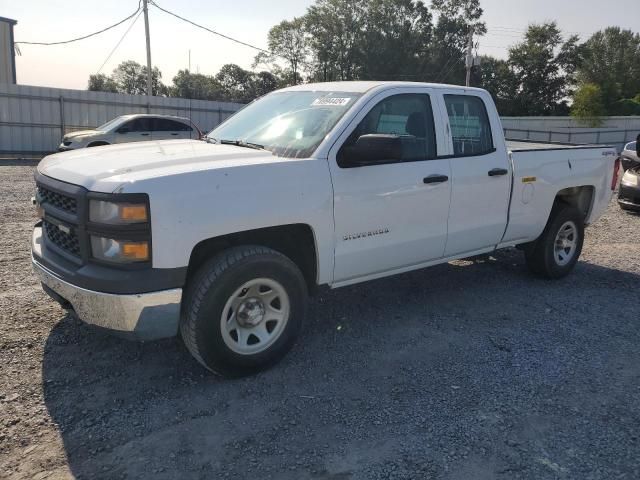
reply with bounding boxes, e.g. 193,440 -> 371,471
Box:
96,116 -> 128,132
207,91 -> 362,158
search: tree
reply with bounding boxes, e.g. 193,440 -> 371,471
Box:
577,27 -> 640,111
111,60 -> 166,96
171,70 -> 223,100
251,71 -> 280,97
215,64 -> 257,103
507,23 -> 577,115
255,18 -> 309,85
571,83 -> 606,127
305,0 -> 367,81
87,73 -> 118,93
426,0 -> 486,84
359,0 -> 433,80
476,56 -> 518,115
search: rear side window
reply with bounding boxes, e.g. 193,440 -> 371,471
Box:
444,95 -> 494,157
127,118 -> 153,132
153,118 -> 192,131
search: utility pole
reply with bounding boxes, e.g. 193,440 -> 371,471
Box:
142,0 -> 153,96
465,27 -> 474,87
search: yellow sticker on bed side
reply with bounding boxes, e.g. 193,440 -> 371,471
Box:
522,176 -> 537,183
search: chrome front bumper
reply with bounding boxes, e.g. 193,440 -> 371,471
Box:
33,257 -> 182,341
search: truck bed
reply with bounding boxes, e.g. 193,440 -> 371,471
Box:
506,140 -> 614,152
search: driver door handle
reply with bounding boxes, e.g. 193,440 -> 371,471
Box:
423,174 -> 449,184
488,168 -> 508,177
140,133 -> 150,136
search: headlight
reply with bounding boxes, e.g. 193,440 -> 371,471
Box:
90,236 -> 150,263
89,200 -> 148,224
622,170 -> 638,186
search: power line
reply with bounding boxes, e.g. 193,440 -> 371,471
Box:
97,9 -> 143,74
15,2 -> 142,46
149,0 -> 271,55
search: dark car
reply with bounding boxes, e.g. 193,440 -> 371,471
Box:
619,166 -> 640,212
620,139 -> 639,171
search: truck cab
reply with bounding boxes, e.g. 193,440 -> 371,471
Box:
32,82 -> 618,376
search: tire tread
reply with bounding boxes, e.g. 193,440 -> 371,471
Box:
180,246 -> 298,374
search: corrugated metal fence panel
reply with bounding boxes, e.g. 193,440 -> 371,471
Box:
0,83 -> 244,155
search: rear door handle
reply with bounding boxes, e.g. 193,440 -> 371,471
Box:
423,174 -> 449,184
140,133 -> 150,136
170,133 -> 179,136
488,168 -> 508,177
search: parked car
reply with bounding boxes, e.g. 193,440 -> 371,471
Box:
58,114 -> 203,151
620,136 -> 639,171
618,166 -> 640,211
33,81 -> 619,377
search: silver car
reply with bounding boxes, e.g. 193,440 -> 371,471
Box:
58,114 -> 203,151
620,138 -> 639,171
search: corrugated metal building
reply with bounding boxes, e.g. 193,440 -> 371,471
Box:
0,16 -> 17,84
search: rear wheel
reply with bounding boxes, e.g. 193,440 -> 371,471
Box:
180,246 -> 307,377
524,204 -> 584,279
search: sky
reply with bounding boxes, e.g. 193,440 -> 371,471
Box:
3,0 -> 640,90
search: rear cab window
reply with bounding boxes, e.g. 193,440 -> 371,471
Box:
443,95 -> 495,157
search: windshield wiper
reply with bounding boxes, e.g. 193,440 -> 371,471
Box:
219,139 -> 265,151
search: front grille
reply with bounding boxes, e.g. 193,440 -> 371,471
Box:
37,185 -> 78,215
43,220 -> 80,258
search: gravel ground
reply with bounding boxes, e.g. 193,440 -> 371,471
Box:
1,161 -> 639,480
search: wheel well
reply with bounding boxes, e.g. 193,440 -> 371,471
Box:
187,224 -> 318,292
87,141 -> 109,147
554,186 -> 594,221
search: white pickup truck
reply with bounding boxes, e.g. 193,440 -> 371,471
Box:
32,81 -> 620,376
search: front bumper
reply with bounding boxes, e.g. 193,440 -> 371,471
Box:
32,226 -> 182,340
33,258 -> 182,340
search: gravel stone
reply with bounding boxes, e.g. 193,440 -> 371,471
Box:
1,161 -> 639,479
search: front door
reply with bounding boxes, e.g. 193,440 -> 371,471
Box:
114,117 -> 153,144
328,90 -> 452,284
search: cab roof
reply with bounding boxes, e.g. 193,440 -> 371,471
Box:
279,81 -> 486,94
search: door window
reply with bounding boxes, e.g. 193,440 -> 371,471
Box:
153,118 -> 192,131
338,94 -> 437,167
126,118 -> 153,132
443,95 -> 494,156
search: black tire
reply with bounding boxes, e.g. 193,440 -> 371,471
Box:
87,141 -> 109,148
180,246 -> 307,377
524,204 -> 584,279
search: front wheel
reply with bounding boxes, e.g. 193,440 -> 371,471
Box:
180,246 -> 307,377
524,204 -> 584,279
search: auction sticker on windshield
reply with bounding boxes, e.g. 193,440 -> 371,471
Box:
312,97 -> 352,107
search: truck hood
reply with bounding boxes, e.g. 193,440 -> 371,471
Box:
38,139 -> 278,192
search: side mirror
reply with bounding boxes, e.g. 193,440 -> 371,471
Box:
340,134 -> 402,166
117,127 -> 130,134
636,134 -> 640,157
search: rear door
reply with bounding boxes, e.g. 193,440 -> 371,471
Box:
151,118 -> 193,141
114,117 -> 153,144
436,92 -> 511,256
328,88 -> 452,283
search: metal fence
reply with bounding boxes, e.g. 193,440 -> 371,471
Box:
0,83 -> 244,156
503,128 -> 636,153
